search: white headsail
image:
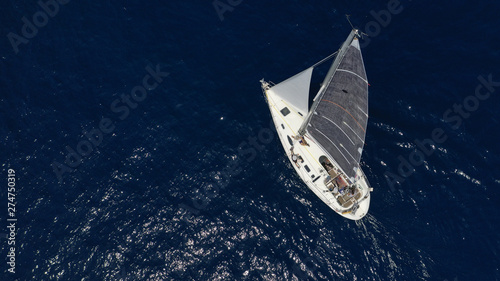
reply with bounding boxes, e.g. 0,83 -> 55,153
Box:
267,67 -> 314,115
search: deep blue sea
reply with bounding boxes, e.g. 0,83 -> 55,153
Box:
1,1 -> 499,280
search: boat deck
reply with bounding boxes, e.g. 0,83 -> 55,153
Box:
263,82 -> 370,219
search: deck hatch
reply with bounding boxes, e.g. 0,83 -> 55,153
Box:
280,107 -> 290,116
304,165 -> 310,172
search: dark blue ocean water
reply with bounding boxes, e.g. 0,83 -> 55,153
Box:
1,1 -> 499,280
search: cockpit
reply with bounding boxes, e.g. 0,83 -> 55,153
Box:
320,156 -> 362,208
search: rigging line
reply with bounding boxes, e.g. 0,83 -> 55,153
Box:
303,134 -> 316,145
321,99 -> 366,133
302,138 -> 323,168
297,133 -> 324,168
346,14 -> 355,30
311,50 -> 339,68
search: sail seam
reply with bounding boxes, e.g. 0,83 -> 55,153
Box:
321,99 -> 366,133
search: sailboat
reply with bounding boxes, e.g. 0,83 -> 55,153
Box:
261,29 -> 373,220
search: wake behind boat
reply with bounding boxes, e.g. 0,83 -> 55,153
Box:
261,29 -> 373,220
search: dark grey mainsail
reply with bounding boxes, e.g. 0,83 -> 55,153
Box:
302,30 -> 368,181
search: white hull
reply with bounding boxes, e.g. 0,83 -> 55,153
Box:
262,83 -> 371,220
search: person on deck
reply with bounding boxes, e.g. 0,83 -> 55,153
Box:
299,136 -> 309,147
290,146 -> 304,167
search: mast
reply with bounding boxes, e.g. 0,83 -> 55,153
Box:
297,29 -> 360,136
